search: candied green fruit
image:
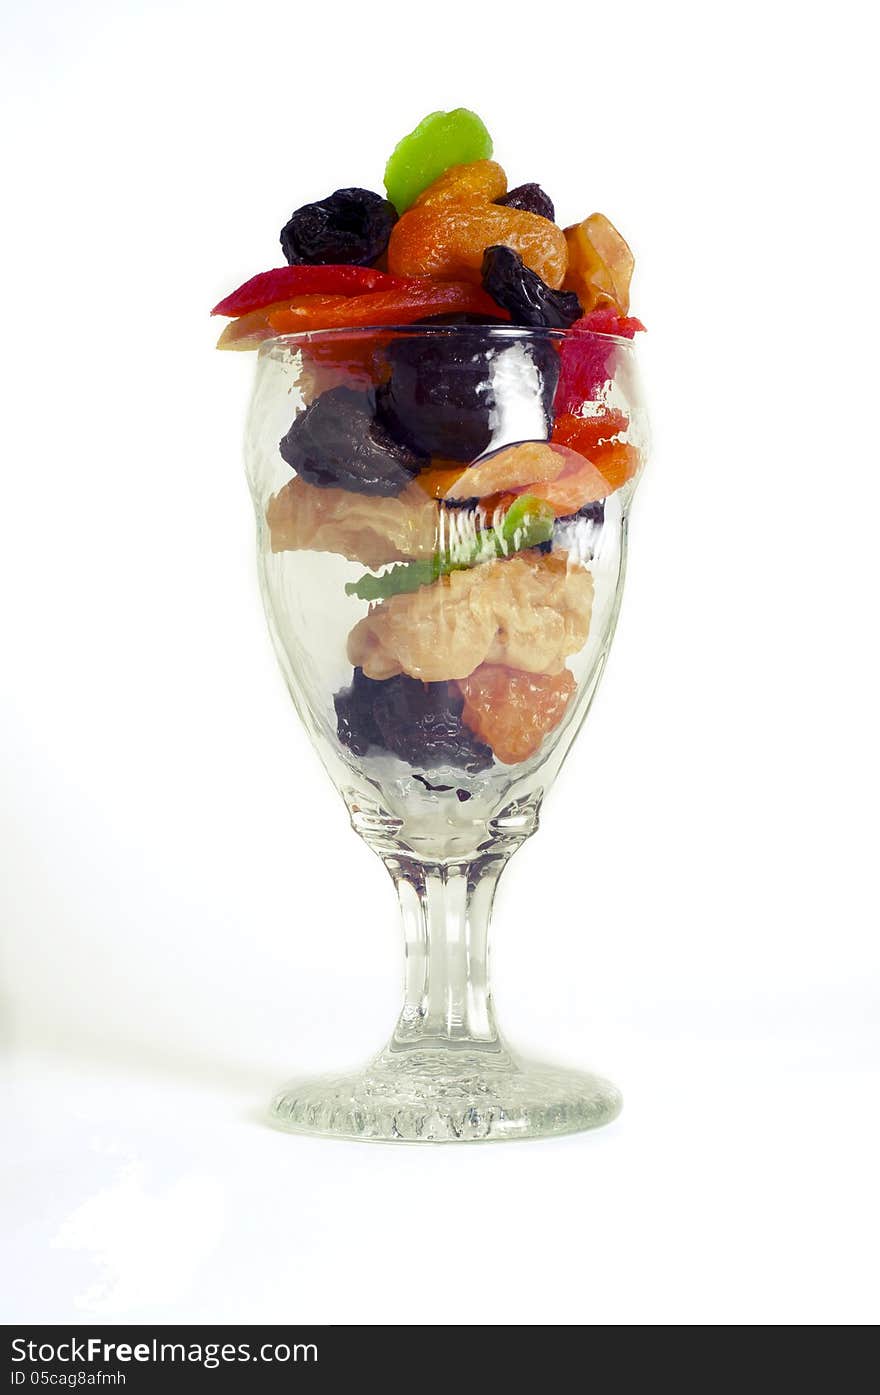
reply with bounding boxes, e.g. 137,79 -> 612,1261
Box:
384,109 -> 493,214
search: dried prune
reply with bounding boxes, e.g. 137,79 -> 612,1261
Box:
496,184 -> 555,221
334,669 -> 493,772
371,674 -> 493,772
280,188 -> 398,267
334,667 -> 383,757
482,245 -> 582,328
376,327 -> 559,462
279,387 -> 427,497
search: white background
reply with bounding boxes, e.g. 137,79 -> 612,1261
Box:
1,0 -> 878,1326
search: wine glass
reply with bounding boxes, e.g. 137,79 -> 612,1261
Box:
244,323 -> 647,1141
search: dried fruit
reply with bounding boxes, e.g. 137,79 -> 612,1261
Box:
266,280 -> 504,333
414,463 -> 468,498
266,477 -> 438,568
445,441 -> 568,499
376,330 -> 558,462
591,439 -> 641,492
347,552 -> 593,683
211,265 -> 406,318
554,313 -> 645,413
458,665 -> 576,764
577,308 -> 645,338
384,109 -> 494,214
387,204 -> 568,288
414,160 -> 507,207
216,295 -> 349,350
552,409 -> 630,455
521,451 -> 612,516
279,386 -> 427,496
371,674 -> 493,771
562,213 -> 634,315
344,495 -> 555,602
496,184 -> 555,221
334,668 -> 493,772
280,188 -> 398,267
334,666 -> 383,756
482,245 -> 582,328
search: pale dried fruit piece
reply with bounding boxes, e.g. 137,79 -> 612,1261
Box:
388,204 -> 568,288
266,477 -> 438,569
562,213 -> 634,315
445,441 -> 569,500
347,552 -> 593,683
458,664 -> 576,764
518,451 -> 612,515
413,160 -> 508,207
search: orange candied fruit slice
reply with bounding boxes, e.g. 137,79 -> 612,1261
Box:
413,160 -> 508,207
552,408 -> 630,456
458,664 -> 577,764
562,213 -> 634,315
216,295 -> 349,350
591,439 -> 641,492
266,280 -> 505,333
387,204 -> 568,288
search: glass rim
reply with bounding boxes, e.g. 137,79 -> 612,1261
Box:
256,323 -> 637,356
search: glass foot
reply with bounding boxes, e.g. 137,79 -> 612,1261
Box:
269,1043 -> 622,1143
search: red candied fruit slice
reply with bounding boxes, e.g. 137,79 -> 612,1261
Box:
577,308 -> 646,338
266,281 -> 508,333
211,265 -> 407,318
554,312 -> 646,412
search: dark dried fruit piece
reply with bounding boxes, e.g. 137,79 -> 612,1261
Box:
372,674 -> 492,771
482,245 -> 582,329
334,669 -> 493,773
496,183 -> 555,222
280,188 -> 398,267
376,325 -> 559,461
279,386 -> 426,497
334,667 -> 383,756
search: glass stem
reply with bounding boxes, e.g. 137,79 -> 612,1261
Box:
383,853 -> 511,1052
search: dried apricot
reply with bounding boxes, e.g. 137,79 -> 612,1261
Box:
445,442 -> 568,500
458,665 -> 576,764
347,552 -> 593,683
387,204 -> 568,288
414,160 -> 507,207
266,477 -> 438,568
519,448 -> 611,516
562,214 -> 634,314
